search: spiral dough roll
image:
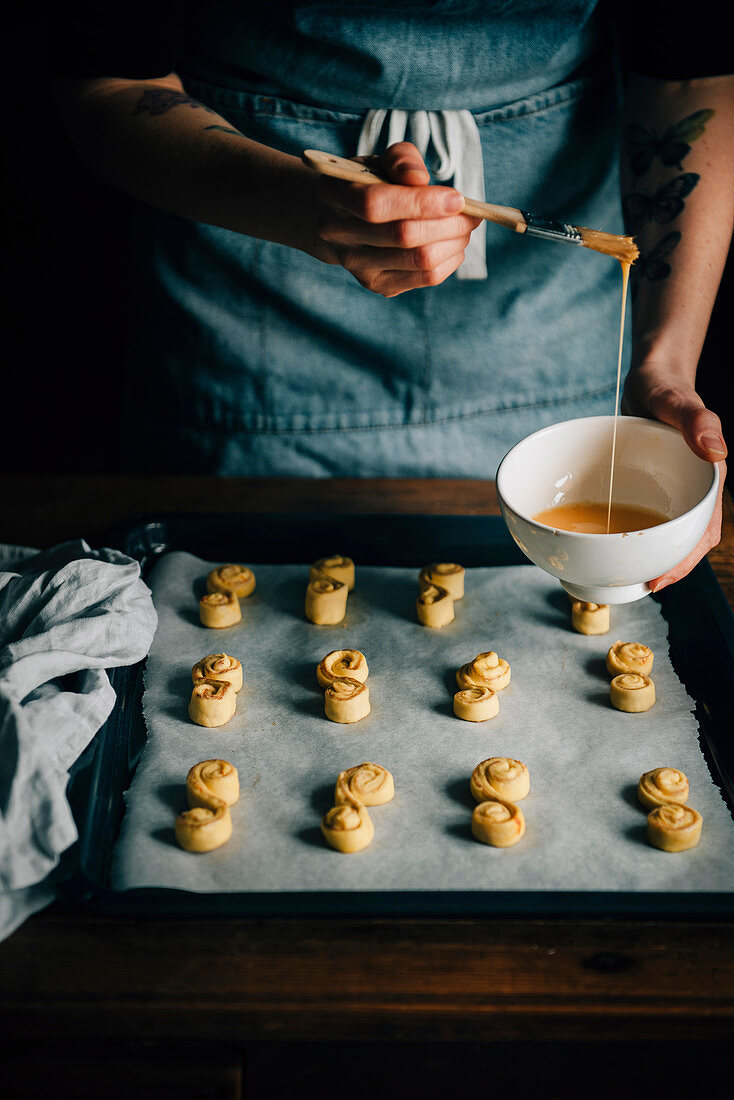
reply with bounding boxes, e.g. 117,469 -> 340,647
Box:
610,673 -> 655,713
472,799 -> 526,848
188,679 -> 237,727
316,649 -> 368,688
456,651 -> 511,693
416,584 -> 455,629
310,555 -> 355,591
199,592 -> 242,628
321,797 -> 375,853
206,563 -> 256,599
606,641 -> 654,677
305,576 -> 348,624
453,686 -> 499,722
324,677 -> 371,723
175,758 -> 239,853
335,762 -> 394,806
571,601 -> 610,635
638,767 -> 689,810
192,653 -> 243,693
470,757 -> 530,803
647,804 -> 703,852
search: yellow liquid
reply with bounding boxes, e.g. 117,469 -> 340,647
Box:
606,261 -> 631,531
533,501 -> 667,535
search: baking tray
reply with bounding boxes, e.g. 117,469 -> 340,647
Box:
57,512 -> 734,919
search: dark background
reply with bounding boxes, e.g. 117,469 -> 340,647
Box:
2,17 -> 731,476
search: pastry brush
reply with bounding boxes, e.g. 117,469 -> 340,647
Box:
303,149 -> 638,266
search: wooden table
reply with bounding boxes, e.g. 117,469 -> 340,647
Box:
2,477 -> 734,1098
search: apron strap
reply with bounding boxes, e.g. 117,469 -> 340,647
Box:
357,108 -> 488,280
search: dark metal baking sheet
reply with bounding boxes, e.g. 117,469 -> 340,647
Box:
57,512 -> 734,919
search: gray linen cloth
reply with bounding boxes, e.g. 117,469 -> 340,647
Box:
0,540 -> 157,940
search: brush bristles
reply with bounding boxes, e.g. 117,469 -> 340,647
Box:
579,226 -> 639,265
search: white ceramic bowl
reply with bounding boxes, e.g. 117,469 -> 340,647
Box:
496,415 -> 718,603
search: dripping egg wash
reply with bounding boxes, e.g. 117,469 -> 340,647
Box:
533,257 -> 664,534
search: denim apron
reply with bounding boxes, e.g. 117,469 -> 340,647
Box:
125,1 -> 627,476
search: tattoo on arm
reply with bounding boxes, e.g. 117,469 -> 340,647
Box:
624,109 -> 715,180
631,231 -> 681,297
623,108 -> 714,291
132,90 -> 243,141
622,172 -> 699,234
132,88 -> 217,117
203,124 -> 244,136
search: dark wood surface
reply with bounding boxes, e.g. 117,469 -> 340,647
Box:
0,476 -> 500,549
2,477 -> 734,1071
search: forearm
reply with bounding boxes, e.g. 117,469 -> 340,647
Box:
622,73 -> 734,383
53,73 -> 330,259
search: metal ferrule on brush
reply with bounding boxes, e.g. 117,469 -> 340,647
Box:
521,211 -> 583,245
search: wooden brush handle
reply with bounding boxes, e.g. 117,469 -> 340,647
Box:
303,149 -> 387,186
303,150 -> 527,233
461,197 -> 527,232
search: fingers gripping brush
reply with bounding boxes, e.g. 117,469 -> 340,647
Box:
303,150 -> 639,266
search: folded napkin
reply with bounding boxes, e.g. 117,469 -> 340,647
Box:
0,540 -> 157,940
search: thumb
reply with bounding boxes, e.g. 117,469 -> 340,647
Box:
641,386 -> 727,463
377,141 -> 431,186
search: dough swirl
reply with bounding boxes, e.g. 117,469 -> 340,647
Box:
324,676 -> 371,723
206,563 -> 256,599
317,649 -> 369,688
321,797 -> 374,853
470,757 -> 530,803
453,686 -> 499,722
606,641 -> 654,677
175,758 -> 239,853
647,803 -> 703,852
416,583 -> 455,628
418,565 -> 433,591
310,555 -> 355,591
638,767 -> 689,810
186,758 -> 240,810
199,592 -> 242,628
423,562 -> 465,600
456,651 -> 511,692
335,762 -> 394,806
571,601 -> 610,635
188,678 -> 237,727
472,799 -> 526,848
610,673 -> 655,713
305,576 -> 348,624
192,653 -> 243,692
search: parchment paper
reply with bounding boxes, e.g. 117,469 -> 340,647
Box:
111,552 -> 734,894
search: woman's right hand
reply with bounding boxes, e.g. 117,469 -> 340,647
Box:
55,78 -> 479,295
315,141 -> 482,297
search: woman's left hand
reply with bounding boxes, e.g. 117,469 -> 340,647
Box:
623,363 -> 727,592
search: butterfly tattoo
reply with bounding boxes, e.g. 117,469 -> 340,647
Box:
625,109 -> 715,179
623,173 -> 699,233
631,232 -> 681,298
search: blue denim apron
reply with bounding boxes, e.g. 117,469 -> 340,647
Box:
125,1 -> 627,476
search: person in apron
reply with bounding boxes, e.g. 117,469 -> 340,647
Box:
53,1 -> 731,589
